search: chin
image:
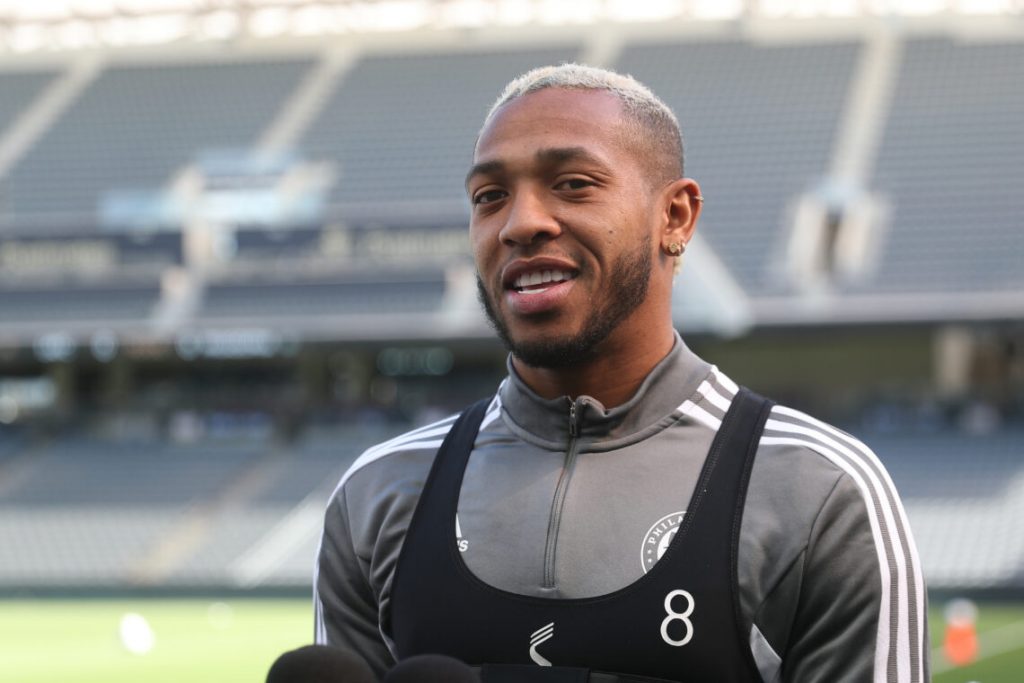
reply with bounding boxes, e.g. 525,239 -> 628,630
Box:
508,329 -> 602,369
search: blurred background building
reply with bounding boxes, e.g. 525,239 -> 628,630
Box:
0,0 -> 1021,598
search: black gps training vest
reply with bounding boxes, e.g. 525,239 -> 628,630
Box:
391,388 -> 773,683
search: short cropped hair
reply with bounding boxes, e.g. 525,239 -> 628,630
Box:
482,63 -> 684,184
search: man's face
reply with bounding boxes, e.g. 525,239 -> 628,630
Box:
467,88 -> 663,368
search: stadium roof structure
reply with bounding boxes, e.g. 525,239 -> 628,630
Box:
0,0 -> 1021,54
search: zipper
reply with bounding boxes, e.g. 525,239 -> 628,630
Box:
543,397 -> 582,588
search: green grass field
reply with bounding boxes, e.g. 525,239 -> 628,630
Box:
1,597 -> 1021,682
0,598 -> 310,683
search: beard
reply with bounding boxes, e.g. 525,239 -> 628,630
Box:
476,236 -> 652,369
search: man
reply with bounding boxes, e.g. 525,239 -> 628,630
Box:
314,64 -> 928,682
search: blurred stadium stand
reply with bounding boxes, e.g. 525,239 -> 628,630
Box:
0,58 -> 313,224
872,37 -> 1024,296
619,38 -> 861,294
301,46 -> 581,217
882,429 -> 1024,590
0,69 -> 58,133
198,270 -> 448,321
0,15 -> 1021,596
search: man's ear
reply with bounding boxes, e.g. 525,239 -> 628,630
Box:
660,178 -> 702,253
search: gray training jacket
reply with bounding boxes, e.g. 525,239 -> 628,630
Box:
314,335 -> 929,683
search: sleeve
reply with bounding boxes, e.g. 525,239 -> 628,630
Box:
313,484 -> 396,678
780,472 -> 929,683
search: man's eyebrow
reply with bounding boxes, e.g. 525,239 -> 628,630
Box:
534,146 -> 608,168
465,160 -> 504,189
465,147 -> 610,189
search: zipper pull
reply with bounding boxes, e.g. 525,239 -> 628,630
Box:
568,399 -> 578,439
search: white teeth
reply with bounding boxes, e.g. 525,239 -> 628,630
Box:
514,269 -> 573,289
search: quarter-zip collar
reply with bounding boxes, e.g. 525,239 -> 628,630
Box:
499,331 -> 713,451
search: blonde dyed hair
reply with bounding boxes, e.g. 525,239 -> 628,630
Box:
482,63 -> 684,183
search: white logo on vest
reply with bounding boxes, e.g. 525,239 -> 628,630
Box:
455,514 -> 468,552
529,622 -> 554,666
641,511 -> 686,573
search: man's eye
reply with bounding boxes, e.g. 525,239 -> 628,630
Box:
557,178 -> 593,191
473,189 -> 506,205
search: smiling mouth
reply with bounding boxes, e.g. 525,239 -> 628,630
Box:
510,269 -> 577,295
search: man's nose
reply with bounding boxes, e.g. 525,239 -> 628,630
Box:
498,190 -> 561,247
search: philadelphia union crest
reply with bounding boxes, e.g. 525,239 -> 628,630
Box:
641,511 -> 686,573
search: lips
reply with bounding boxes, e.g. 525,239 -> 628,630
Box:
500,259 -> 579,316
502,258 -> 579,289
511,268 -> 575,292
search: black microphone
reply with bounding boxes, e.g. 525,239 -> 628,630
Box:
383,654 -> 481,682
266,644 -> 378,683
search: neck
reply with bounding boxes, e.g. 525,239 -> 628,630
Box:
512,324 -> 677,408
